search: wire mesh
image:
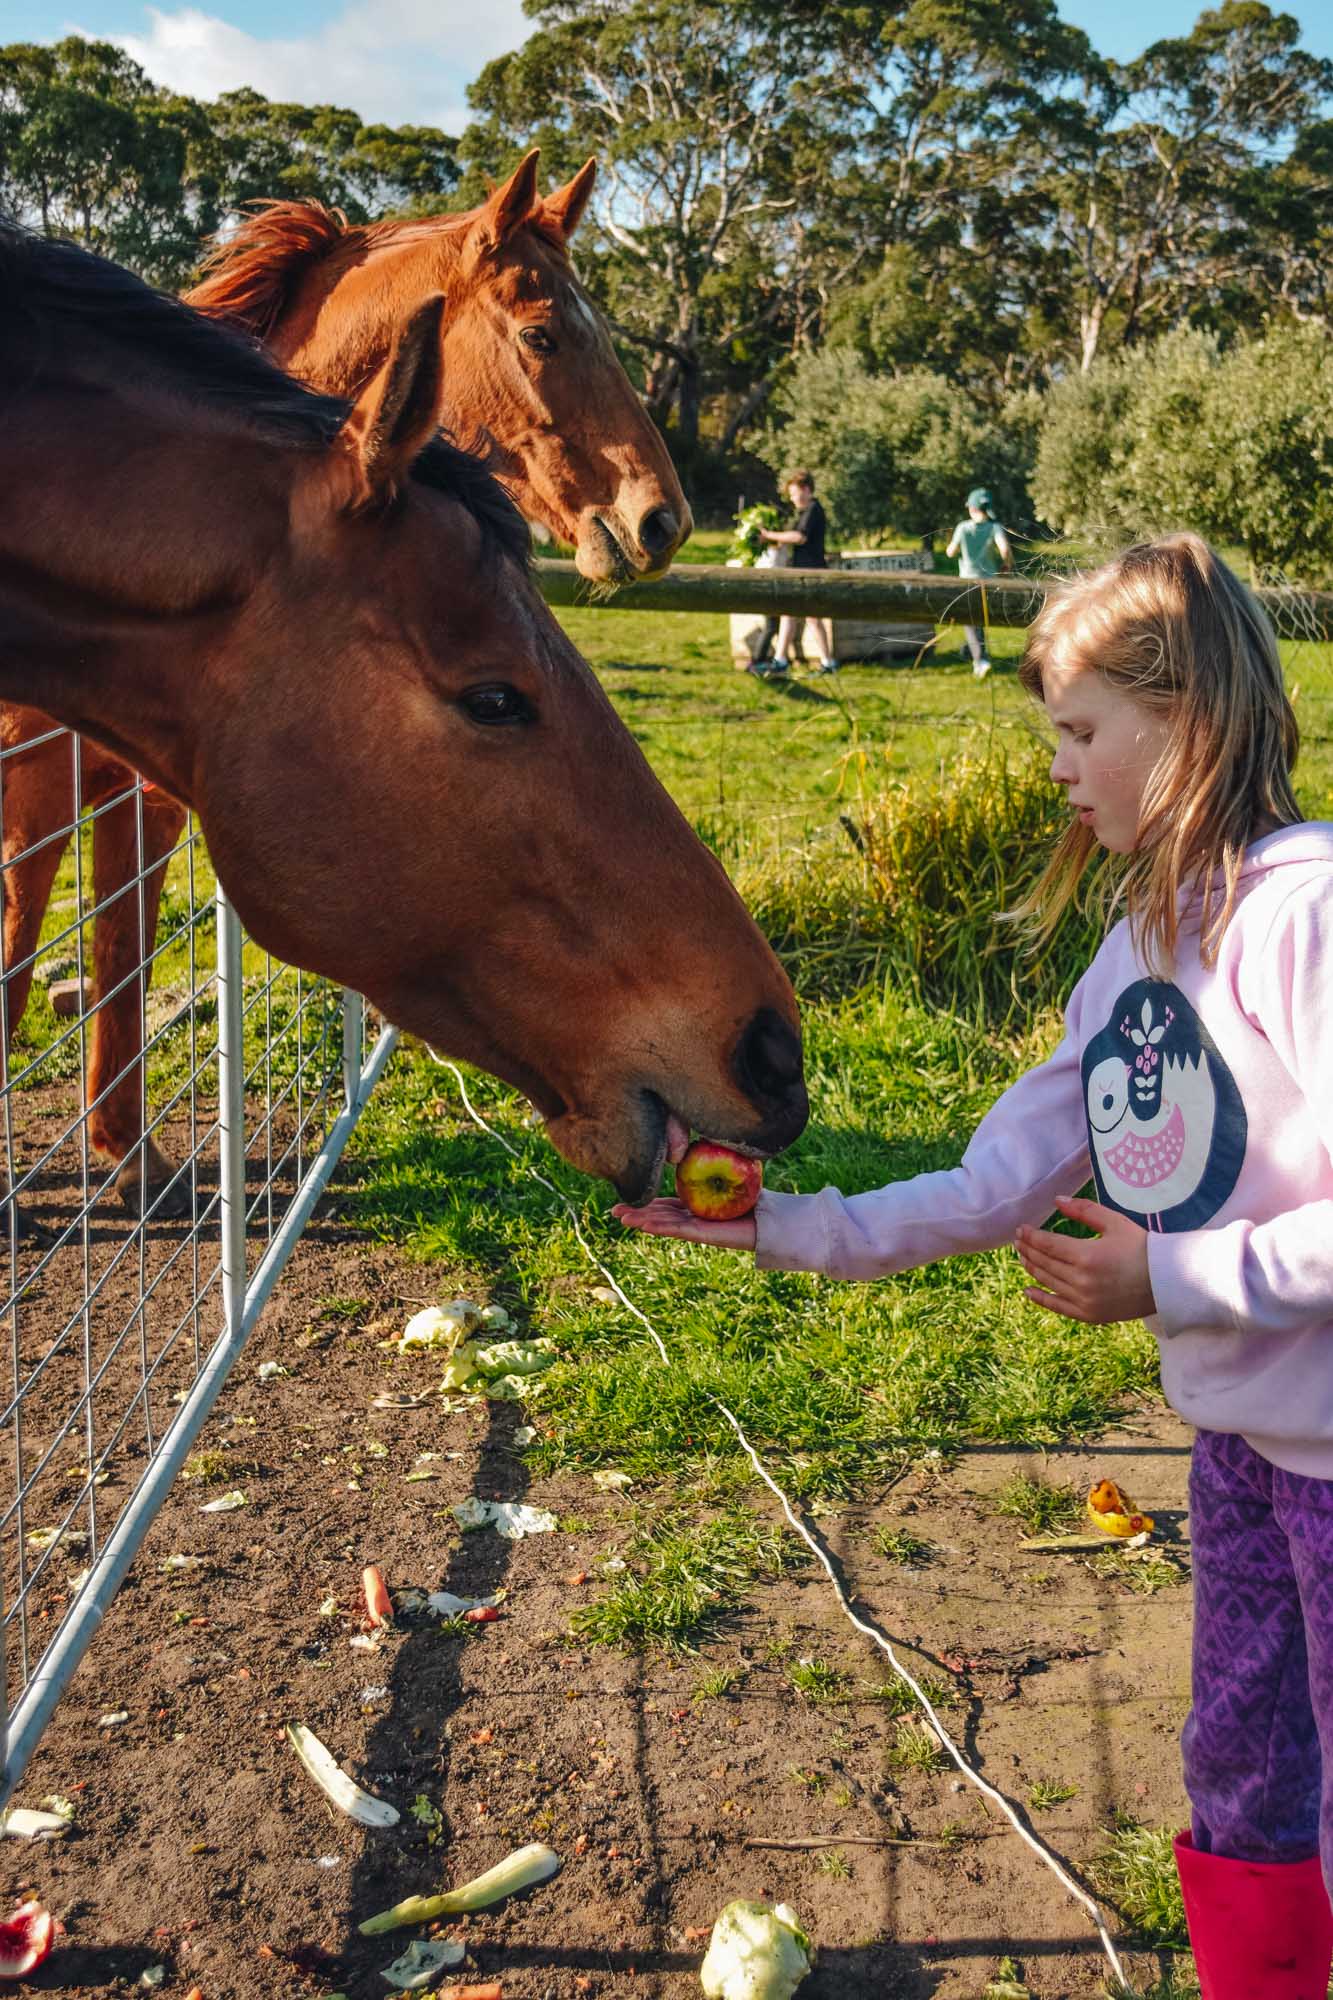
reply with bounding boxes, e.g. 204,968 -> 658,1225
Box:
0,726 -> 393,1803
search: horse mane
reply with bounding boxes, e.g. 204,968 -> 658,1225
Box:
188,194 -> 571,339
186,200 -> 355,339
0,224 -> 530,565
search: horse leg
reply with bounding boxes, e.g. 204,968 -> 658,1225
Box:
0,720 -> 78,1231
87,781 -> 190,1218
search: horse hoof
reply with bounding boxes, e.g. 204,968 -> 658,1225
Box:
1,1198 -> 55,1246
110,1161 -> 192,1221
142,1171 -> 193,1221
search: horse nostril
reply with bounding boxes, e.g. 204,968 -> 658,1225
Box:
637,506 -> 680,559
736,1008 -> 803,1107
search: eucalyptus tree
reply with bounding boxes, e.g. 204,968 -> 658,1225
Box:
0,38 -> 210,283
0,36 -> 458,286
202,87 -> 459,220
1026,1 -> 1332,369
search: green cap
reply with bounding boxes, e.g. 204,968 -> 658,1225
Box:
967,486 -> 994,510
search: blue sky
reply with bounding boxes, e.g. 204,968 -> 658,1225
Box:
3,0 -> 1328,130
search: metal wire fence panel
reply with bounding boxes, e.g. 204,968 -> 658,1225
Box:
0,730 -> 394,1803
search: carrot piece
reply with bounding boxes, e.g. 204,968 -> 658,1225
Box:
362,1565 -> 394,1627
438,1986 -> 503,2000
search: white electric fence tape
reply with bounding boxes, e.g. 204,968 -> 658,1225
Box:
429,1050 -> 1131,1993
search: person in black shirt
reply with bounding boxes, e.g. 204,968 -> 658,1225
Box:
755,470 -> 837,675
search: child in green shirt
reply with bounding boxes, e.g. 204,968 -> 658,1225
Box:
947,486 -> 1011,679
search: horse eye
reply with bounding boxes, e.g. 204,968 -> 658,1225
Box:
519,325 -> 556,355
460,684 -> 533,726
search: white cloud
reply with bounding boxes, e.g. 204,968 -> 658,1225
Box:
99,0 -> 529,131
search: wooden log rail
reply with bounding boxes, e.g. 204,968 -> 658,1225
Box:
533,559 -> 1333,636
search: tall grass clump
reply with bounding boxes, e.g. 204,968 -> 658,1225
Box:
1092,1816 -> 1189,1947
738,744 -> 1104,1020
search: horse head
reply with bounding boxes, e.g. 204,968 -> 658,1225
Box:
190,155 -> 692,586
447,148 -> 692,582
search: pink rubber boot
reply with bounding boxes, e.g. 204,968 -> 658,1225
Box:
1175,1831 -> 1333,1999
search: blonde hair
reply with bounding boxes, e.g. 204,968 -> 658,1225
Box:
1013,533 -> 1301,971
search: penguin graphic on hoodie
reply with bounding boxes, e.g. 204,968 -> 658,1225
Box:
1081,980 -> 1247,1233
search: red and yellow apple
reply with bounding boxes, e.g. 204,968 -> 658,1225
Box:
675,1139 -> 763,1221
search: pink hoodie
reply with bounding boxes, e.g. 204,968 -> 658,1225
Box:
756,824 -> 1333,1477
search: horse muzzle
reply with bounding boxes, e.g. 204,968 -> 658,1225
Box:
576,504 -> 690,584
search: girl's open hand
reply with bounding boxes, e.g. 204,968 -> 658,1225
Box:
1015,1195 -> 1155,1323
611,1197 -> 757,1252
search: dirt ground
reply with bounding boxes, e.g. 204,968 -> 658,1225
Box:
0,1193 -> 1195,2000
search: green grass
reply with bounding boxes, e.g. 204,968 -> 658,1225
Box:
864,1674 -> 954,1716
569,1506 -> 795,1652
1028,1779 -> 1078,1811
888,1721 -> 947,1773
815,1847 -> 851,1879
559,528 -> 1333,848
787,1657 -> 850,1703
873,1526 -> 935,1565
1092,1816 -> 1189,1948
344,991 -> 1159,1505
692,1664 -> 746,1702
993,1473 -> 1084,1536
1087,1548 -> 1189,1594
1105,1976 -> 1199,2000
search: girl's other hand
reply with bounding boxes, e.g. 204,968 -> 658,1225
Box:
611,1197 -> 758,1252
1015,1195 -> 1155,1323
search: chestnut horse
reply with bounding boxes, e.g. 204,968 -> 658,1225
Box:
0,226 -> 804,1204
1,151 -> 691,1216
190,148 -> 691,584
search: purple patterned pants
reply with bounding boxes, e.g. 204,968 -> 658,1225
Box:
1184,1430 -> 1333,1885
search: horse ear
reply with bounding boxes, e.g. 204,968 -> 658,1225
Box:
334,294 -> 445,509
470,148 -> 541,255
542,157 -> 597,241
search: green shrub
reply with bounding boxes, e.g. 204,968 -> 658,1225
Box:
1204,324 -> 1333,583
1031,354 -> 1138,542
1033,324 -> 1333,585
739,744 -> 1102,1020
1118,328 -> 1222,537
761,347 -> 1036,541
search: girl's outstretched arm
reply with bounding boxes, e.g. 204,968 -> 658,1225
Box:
618,963 -> 1100,1280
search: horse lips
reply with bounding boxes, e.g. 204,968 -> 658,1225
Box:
675,1140 -> 763,1221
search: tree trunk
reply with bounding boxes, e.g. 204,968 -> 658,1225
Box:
675,353 -> 701,452
1079,299 -> 1105,371
720,374 -> 775,451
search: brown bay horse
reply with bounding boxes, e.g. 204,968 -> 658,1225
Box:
2,150 -> 691,1216
0,227 -> 805,1204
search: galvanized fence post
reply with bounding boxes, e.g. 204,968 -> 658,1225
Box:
215,884 -> 248,1341
343,989 -> 365,1114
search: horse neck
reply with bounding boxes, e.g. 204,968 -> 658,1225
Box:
275,222 -> 473,398
0,363 -> 282,794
